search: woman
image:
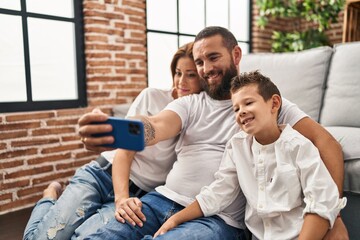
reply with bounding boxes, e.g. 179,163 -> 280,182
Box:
23,42 -> 202,240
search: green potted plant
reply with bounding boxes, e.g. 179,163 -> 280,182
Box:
256,0 -> 345,52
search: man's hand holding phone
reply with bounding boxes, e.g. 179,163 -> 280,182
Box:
78,108 -> 145,152
95,117 -> 145,151
78,108 -> 115,152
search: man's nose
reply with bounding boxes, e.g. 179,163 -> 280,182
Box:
203,61 -> 214,75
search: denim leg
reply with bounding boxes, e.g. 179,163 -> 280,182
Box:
84,191 -> 184,240
71,201 -> 115,240
23,160 -> 114,240
23,198 -> 56,240
142,216 -> 246,240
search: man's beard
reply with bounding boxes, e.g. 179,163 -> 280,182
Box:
201,63 -> 237,100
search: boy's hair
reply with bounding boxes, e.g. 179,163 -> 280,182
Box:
231,70 -> 282,113
194,26 -> 238,53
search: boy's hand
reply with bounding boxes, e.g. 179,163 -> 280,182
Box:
153,218 -> 178,238
115,197 -> 146,227
78,108 -> 114,152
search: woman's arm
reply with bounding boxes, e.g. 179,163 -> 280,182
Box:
112,149 -> 146,227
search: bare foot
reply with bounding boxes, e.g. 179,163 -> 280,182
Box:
43,182 -> 62,200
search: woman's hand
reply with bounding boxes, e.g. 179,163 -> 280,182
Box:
115,197 -> 146,227
78,108 -> 114,152
153,217 -> 178,238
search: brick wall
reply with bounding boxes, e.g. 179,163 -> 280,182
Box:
0,0 -> 346,215
0,0 -> 147,215
251,0 -> 345,52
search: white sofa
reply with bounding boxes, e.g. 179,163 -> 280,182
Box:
241,41 -> 360,239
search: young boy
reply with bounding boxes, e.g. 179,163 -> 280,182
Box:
153,70 -> 346,240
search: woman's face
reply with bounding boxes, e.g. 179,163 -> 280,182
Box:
173,57 -> 202,98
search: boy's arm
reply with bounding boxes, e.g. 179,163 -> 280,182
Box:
154,200 -> 204,238
112,149 -> 146,227
299,213 -> 330,240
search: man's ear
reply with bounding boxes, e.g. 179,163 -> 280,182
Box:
233,45 -> 242,65
271,94 -> 281,113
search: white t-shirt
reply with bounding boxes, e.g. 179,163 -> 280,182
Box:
197,124 -> 345,239
155,91 -> 307,228
101,88 -> 178,192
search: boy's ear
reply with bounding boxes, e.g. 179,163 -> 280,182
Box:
271,94 -> 281,112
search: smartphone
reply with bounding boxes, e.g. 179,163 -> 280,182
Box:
94,117 -> 145,151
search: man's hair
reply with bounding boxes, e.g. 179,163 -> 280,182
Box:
194,26 -> 238,53
170,41 -> 194,78
231,70 -> 282,113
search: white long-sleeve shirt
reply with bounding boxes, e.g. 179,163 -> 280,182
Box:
197,124 -> 346,240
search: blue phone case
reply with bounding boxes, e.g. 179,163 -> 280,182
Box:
94,117 -> 145,151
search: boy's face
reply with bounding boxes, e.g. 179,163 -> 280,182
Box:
231,84 -> 278,137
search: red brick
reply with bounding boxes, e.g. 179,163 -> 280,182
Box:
83,2 -> 106,11
1,179 -> 30,191
87,76 -> 126,82
0,148 -> 38,159
86,68 -> 112,75
0,122 -> 41,131
0,159 -> 24,170
0,143 -> 6,150
11,137 -> 59,148
32,170 -> 76,185
74,151 -> 98,159
62,135 -> 81,142
17,184 -> 49,198
32,127 -> 75,136
84,18 -> 110,26
46,118 -> 78,126
0,193 -> 12,201
56,158 -> 90,170
41,143 -> 84,154
0,195 -> 40,213
86,53 -> 112,59
6,112 -> 55,122
0,130 -> 28,140
27,153 -> 72,165
4,166 -> 53,179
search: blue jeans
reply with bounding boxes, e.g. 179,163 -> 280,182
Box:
85,191 -> 246,240
23,158 -> 115,240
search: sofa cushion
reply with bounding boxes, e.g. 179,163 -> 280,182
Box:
325,126 -> 360,194
240,46 -> 333,121
344,159 -> 360,194
113,103 -> 132,118
320,41 -> 360,127
325,127 -> 360,161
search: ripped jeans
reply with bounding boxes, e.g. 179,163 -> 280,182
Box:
23,157 -> 115,240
